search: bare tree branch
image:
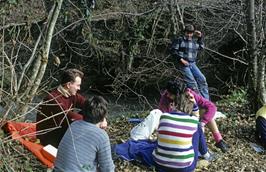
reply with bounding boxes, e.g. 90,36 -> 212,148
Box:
205,47 -> 248,65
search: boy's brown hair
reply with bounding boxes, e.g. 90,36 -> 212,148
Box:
61,68 -> 84,85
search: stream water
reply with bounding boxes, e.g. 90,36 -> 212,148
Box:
21,93 -> 160,122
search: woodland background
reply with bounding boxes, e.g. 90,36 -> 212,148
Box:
0,0 -> 266,171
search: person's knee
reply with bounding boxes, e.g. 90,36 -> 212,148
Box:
186,80 -> 198,89
196,76 -> 208,85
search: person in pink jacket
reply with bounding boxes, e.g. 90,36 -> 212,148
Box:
159,80 -> 229,152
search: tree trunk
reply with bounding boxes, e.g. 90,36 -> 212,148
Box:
18,0 -> 64,115
246,0 -> 266,111
257,56 -> 266,103
246,0 -> 258,111
256,0 -> 266,105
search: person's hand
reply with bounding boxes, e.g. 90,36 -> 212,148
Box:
99,118 -> 108,130
187,92 -> 196,103
194,30 -> 202,38
180,58 -> 189,66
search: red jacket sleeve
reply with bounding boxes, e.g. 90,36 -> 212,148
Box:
67,111 -> 83,121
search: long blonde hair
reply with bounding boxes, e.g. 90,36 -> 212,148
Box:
175,91 -> 194,115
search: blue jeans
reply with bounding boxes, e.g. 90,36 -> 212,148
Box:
179,62 -> 210,100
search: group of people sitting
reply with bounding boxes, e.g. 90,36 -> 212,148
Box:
122,80 -> 228,171
35,68 -> 266,172
36,68 -> 114,171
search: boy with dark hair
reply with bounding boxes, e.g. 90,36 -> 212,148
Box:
171,24 -> 209,99
54,96 -> 115,172
36,68 -> 86,147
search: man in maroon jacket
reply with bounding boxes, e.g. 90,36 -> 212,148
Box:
36,68 -> 86,147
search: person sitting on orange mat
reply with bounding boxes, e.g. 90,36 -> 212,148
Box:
36,68 -> 108,148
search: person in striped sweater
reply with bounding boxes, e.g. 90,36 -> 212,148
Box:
53,96 -> 115,172
153,89 -> 210,172
159,80 -> 228,153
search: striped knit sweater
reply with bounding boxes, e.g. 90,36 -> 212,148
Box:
152,112 -> 199,169
54,120 -> 115,172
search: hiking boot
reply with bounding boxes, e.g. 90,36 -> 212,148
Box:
215,140 -> 229,153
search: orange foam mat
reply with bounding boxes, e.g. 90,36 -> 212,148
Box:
2,121 -> 54,168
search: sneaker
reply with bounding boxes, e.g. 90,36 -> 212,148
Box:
215,140 -> 229,153
205,152 -> 218,162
